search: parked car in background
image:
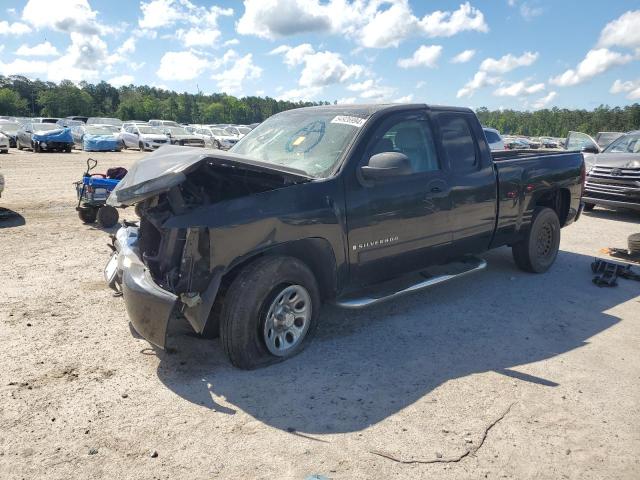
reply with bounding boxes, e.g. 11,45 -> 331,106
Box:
120,124 -> 169,151
149,119 -> 180,128
0,169 -> 4,198
161,126 -> 206,147
505,138 -> 530,150
31,117 -> 60,124
87,117 -> 123,127
568,130 -> 640,212
0,132 -> 9,153
197,126 -> 239,149
66,116 -> 88,123
57,118 -> 84,128
482,127 -> 504,151
17,122 -> 73,152
224,125 -> 251,138
72,124 -> 123,151
538,137 -> 559,149
0,121 -> 20,147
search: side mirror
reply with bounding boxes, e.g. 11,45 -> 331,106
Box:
360,152 -> 413,180
581,145 -> 600,154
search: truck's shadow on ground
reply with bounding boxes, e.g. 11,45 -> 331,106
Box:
155,246 -> 635,434
0,208 -> 25,228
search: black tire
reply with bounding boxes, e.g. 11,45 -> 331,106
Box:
65,145 -> 72,153
220,255 -> 320,369
17,141 -> 23,150
583,202 -> 595,211
78,207 -> 98,224
33,142 -> 40,153
139,141 -> 144,151
96,206 -> 119,228
213,140 -> 221,149
512,207 -> 561,273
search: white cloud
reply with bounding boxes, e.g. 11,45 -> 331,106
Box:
118,38 -> 136,55
418,1 -> 488,38
550,48 -> 632,87
277,86 -> 324,102
397,45 -> 442,69
211,53 -> 262,95
237,0 -> 488,48
493,80 -> 545,97
479,51 -> 538,74
347,79 -> 396,101
270,44 -> 315,67
394,94 -> 414,103
15,41 -> 60,57
519,3 -> 543,20
157,50 -> 210,81
0,20 -> 31,35
610,78 -> 640,100
532,91 -> 557,109
416,80 -> 426,88
451,49 -> 476,63
347,79 -> 375,92
336,97 -> 357,104
22,0 -> 102,35
108,74 -> 135,87
299,51 -> 363,87
224,38 -> 239,46
271,44 -> 363,89
139,0 -> 233,47
456,71 -> 499,98
598,10 -> 640,50
0,58 -> 48,76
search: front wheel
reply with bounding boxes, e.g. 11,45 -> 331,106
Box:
78,207 -> 98,224
139,141 -> 144,151
213,140 -> 221,149
96,205 -> 119,228
512,207 -> 561,273
219,256 -> 320,369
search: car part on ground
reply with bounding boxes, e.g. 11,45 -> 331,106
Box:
591,259 -> 640,286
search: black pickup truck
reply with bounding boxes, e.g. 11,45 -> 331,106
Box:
105,104 -> 585,369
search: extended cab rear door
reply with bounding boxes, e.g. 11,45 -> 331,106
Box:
566,131 -> 600,153
344,109 -> 453,286
432,111 -> 498,255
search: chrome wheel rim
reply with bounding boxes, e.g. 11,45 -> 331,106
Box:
263,285 -> 311,356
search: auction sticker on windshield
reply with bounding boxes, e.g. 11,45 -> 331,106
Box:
330,116 -> 366,127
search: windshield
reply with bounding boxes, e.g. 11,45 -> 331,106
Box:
166,126 -> 187,135
138,126 -> 163,134
32,123 -> 59,131
211,128 -> 226,136
87,126 -> 117,135
603,133 -> 640,153
238,126 -> 251,134
0,122 -> 19,133
231,109 -> 367,178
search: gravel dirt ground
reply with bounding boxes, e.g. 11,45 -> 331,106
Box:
0,149 -> 639,480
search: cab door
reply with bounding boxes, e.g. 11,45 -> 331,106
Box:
345,110 -> 453,287
566,131 -> 600,154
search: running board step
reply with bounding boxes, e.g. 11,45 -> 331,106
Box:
334,256 -> 487,309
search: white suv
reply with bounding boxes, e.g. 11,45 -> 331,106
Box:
120,125 -> 169,151
483,127 -> 505,151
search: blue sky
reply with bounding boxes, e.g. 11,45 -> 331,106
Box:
1,0 -> 639,110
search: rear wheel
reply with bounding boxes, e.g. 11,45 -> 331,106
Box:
78,207 -> 98,224
213,140 -> 221,149
96,206 -> 119,228
33,142 -> 41,153
17,141 -> 23,150
65,145 -> 72,153
139,141 -> 144,151
219,256 -> 320,369
583,202 -> 595,211
512,207 -> 561,273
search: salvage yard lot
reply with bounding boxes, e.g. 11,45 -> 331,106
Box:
0,150 -> 639,479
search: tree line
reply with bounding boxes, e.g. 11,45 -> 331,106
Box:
0,75 -> 638,135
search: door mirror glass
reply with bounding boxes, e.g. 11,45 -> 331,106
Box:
361,152 -> 413,180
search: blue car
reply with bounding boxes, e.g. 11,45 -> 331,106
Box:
71,124 -> 123,152
16,122 -> 74,152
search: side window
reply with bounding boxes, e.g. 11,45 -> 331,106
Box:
484,130 -> 501,144
438,115 -> 477,172
369,119 -> 440,173
566,132 -> 597,151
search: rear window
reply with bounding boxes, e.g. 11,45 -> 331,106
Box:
438,115 -> 477,171
483,129 -> 501,144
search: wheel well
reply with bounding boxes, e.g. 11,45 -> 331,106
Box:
219,238 -> 338,302
535,188 -> 570,226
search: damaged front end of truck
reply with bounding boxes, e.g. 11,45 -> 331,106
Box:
105,145 -> 311,348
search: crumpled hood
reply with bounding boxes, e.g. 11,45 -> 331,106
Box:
32,127 -> 73,143
107,144 -> 310,207
585,152 -> 640,170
